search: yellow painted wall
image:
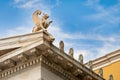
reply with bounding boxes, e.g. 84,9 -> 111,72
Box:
95,61 -> 120,80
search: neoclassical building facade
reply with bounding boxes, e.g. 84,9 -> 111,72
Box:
0,10 -> 119,80
87,49 -> 120,80
0,30 -> 104,80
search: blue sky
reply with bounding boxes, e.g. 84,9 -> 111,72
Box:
0,0 -> 120,62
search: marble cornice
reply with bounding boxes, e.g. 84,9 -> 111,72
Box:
0,45 -> 104,80
0,30 -> 53,51
45,45 -> 104,80
85,49 -> 120,70
0,55 -> 41,79
0,55 -> 80,80
41,55 -> 80,80
0,38 -> 43,63
0,47 -> 104,80
0,31 -> 104,80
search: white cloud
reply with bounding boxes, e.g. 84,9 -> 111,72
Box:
48,25 -> 120,62
79,1 -> 120,61
2,22 -> 119,63
13,0 -> 61,15
83,0 -> 120,28
85,0 -> 105,12
0,26 -> 32,38
49,25 -> 119,43
14,0 -> 20,3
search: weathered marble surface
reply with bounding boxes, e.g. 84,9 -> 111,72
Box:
41,67 -> 63,80
0,30 -> 104,80
4,64 -> 41,80
2,64 -> 64,80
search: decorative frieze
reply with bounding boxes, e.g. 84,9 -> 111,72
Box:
0,69 -> 2,72
59,41 -> 64,52
4,59 -> 16,68
41,55 -> 80,80
42,49 -> 54,57
78,54 -> 83,64
0,56 -> 41,79
50,43 -> 104,80
30,48 -> 41,56
0,55 -> 79,80
57,55 -> 64,61
0,31 -> 104,80
68,48 -> 74,58
65,62 -> 73,69
83,75 -> 92,80
73,69 -> 83,76
18,53 -> 29,62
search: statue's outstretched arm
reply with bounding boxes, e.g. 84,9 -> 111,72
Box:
40,23 -> 46,31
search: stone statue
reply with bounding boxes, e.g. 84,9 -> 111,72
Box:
78,54 -> 83,63
69,48 -> 74,57
88,60 -> 93,70
98,68 -> 103,77
59,41 -> 64,52
32,10 -> 53,32
109,74 -> 113,80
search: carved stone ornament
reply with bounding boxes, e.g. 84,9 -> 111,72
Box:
4,59 -> 16,68
18,53 -> 29,62
0,69 -> 2,72
98,68 -> 103,77
83,75 -> 92,80
73,69 -> 83,76
32,10 -> 53,32
30,48 -> 41,56
78,54 -> 83,63
88,60 -> 93,70
59,41 -> 64,52
48,33 -> 55,43
69,48 -> 74,57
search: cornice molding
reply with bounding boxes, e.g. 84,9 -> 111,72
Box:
41,55 -> 80,80
85,49 -> 120,70
0,56 -> 40,79
48,45 -> 104,80
0,55 -> 80,80
0,30 -> 53,51
0,31 -> 104,80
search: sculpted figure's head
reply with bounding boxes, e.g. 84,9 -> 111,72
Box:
43,13 -> 49,19
35,10 -> 41,15
37,10 -> 41,15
